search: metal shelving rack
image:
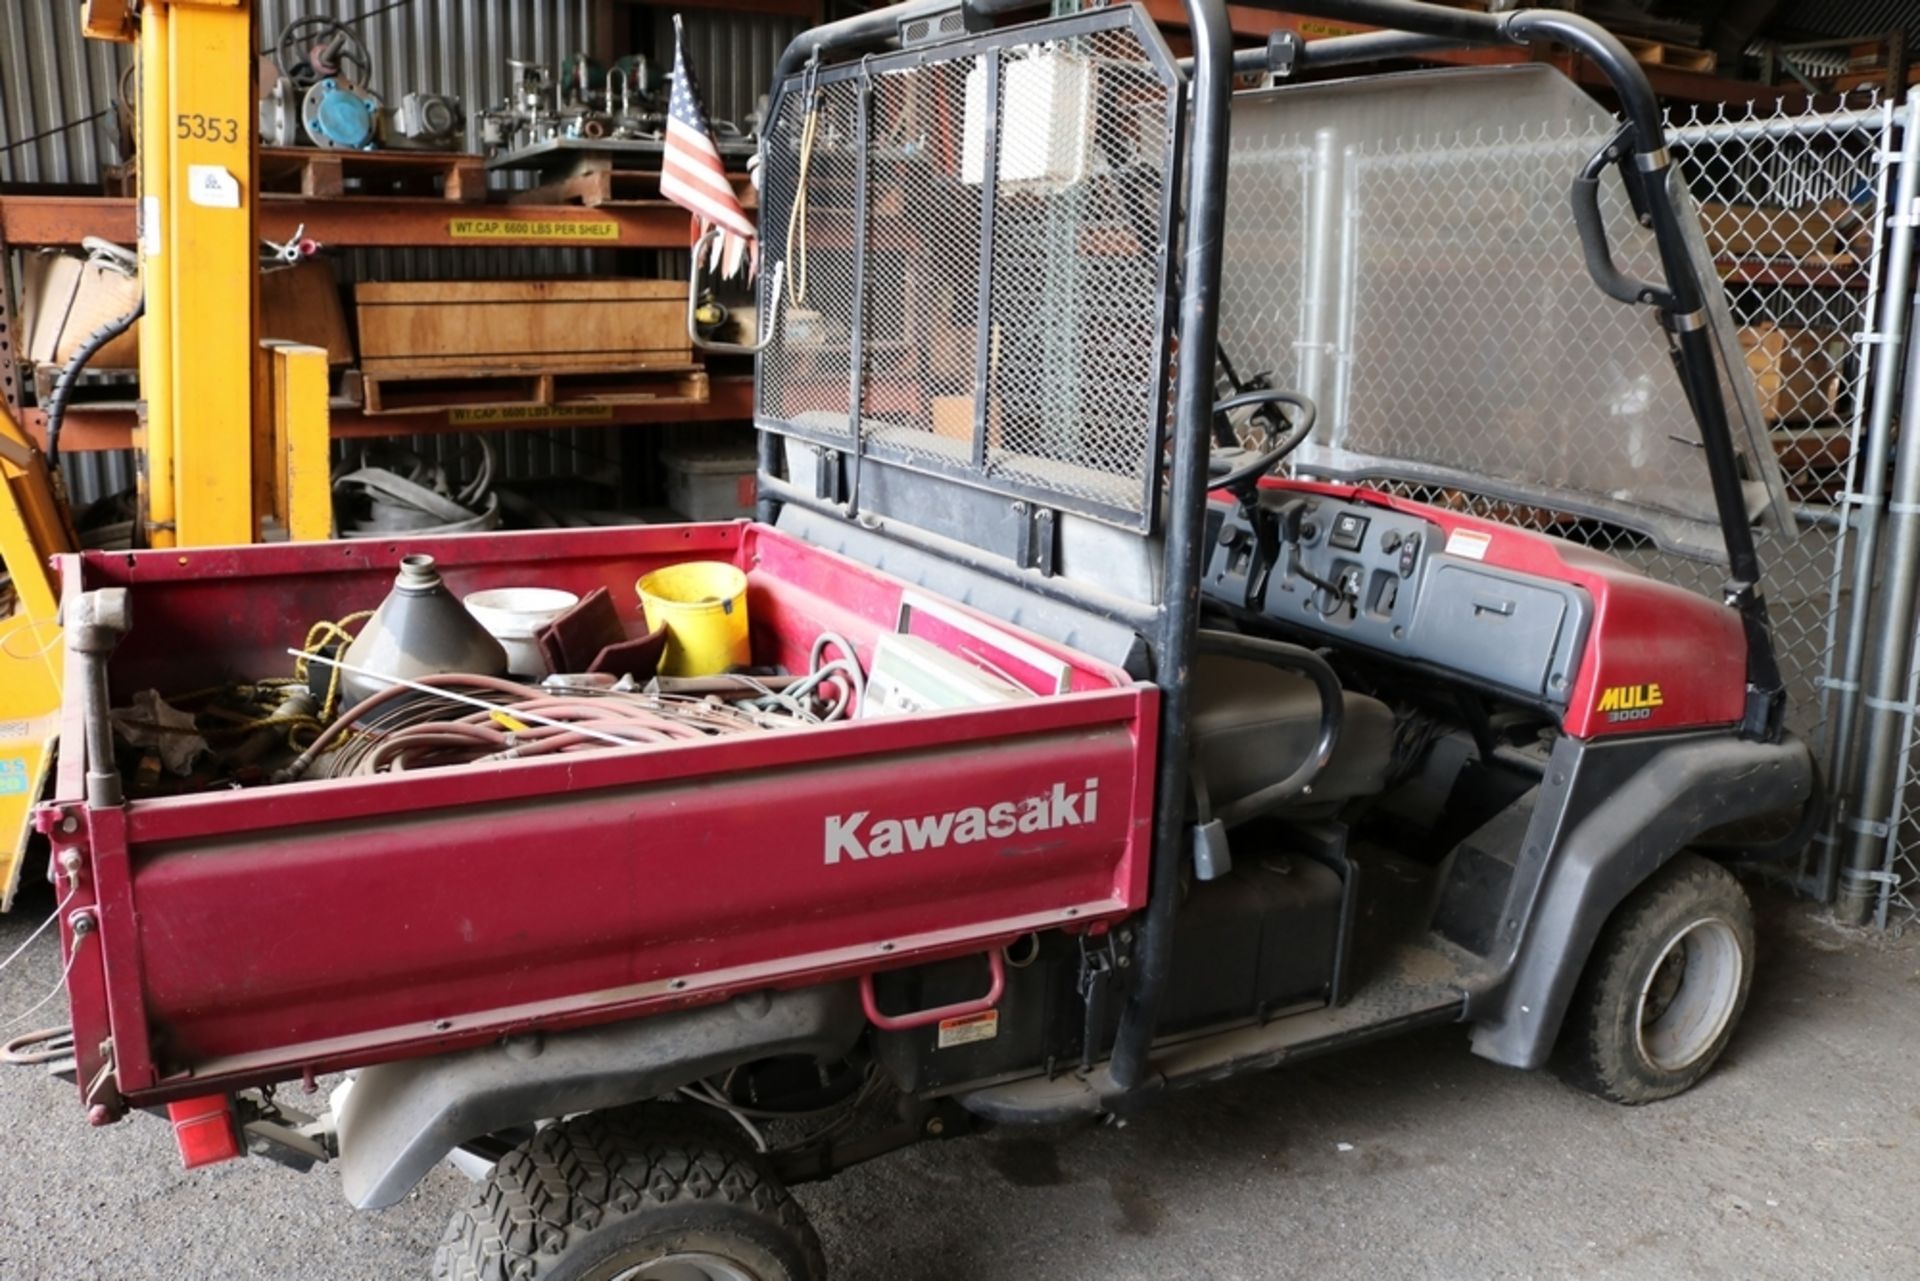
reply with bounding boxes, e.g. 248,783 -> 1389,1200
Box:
0,189 -> 754,453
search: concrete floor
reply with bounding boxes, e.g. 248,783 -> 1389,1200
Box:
2,873 -> 1915,1281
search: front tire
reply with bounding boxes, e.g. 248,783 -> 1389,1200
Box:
434,1106 -> 826,1281
1555,853 -> 1755,1105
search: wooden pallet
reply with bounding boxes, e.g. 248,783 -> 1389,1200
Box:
257,147 -> 488,202
1618,35 -> 1718,73
506,153 -> 756,210
359,360 -> 709,416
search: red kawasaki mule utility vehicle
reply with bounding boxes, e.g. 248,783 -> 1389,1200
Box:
29,2 -> 1812,1277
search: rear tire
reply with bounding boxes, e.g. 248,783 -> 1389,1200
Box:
433,1106 -> 826,1281
1555,853 -> 1755,1106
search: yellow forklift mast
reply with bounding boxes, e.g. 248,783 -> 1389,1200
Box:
0,403 -> 72,910
0,0 -> 330,906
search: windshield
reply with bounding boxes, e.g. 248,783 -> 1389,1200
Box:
1217,64 -> 1792,562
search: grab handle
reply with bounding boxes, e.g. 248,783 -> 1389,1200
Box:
687,226 -> 785,355
1571,132 -> 1675,311
859,950 -> 1006,1031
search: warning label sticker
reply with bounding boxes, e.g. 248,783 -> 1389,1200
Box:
448,217 -> 621,242
936,1010 -> 999,1050
0,758 -> 28,796
447,405 -> 616,426
1444,528 -> 1493,561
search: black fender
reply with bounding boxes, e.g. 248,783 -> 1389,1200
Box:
1467,731 -> 1812,1071
335,984 -> 862,1209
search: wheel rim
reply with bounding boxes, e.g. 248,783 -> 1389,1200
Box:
1634,916 -> 1743,1072
607,1253 -> 762,1281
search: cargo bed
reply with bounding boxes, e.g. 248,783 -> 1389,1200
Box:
40,522 -> 1157,1116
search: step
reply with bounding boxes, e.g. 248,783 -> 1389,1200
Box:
958,935 -> 1479,1123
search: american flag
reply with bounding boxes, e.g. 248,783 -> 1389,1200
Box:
662,15 -> 755,277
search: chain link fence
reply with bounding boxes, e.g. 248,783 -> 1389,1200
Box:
1662,98 -> 1897,921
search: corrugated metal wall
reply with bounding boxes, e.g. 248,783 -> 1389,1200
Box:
1,1 -> 799,187
1773,1 -> 1920,42
3,1 -> 787,507
664,8 -> 809,130
0,3 -> 130,184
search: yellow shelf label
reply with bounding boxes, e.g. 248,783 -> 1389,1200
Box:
447,405 -> 617,426
448,217 -> 621,242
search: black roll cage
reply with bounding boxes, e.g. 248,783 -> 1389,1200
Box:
756,0 -> 1783,1093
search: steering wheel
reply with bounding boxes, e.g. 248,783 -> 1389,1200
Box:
1208,387 -> 1317,497
276,17 -> 373,92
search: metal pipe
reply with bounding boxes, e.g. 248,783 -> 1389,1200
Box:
843,77 -> 874,518
1283,3 -> 1663,130
1332,140 -> 1360,435
1298,128 -> 1340,414
1108,0 -> 1233,1092
1302,29 -> 1477,67
1667,108 -> 1886,146
1214,28 -> 1478,76
1839,178 -> 1920,923
1822,93 -> 1918,900
771,0 -> 965,86
1283,0 -> 1506,44
69,590 -> 129,811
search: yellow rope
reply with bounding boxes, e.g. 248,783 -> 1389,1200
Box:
295,611 -> 374,723
784,92 -> 819,309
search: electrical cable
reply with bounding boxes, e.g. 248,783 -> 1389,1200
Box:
333,442 -> 501,538
678,1065 -> 886,1155
0,889 -> 72,978
45,296 -> 144,477
679,1082 -> 769,1152
281,674 -> 807,782
0,110 -> 112,157
1,930 -> 85,1036
0,1025 -> 73,1067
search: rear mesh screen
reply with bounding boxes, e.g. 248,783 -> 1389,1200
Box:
755,9 -> 1182,530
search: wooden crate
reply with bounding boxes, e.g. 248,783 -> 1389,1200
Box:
1618,35 -> 1718,73
355,279 -> 692,374
1699,201 -> 1865,261
1739,323 -> 1843,425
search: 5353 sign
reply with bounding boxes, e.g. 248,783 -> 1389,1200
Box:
176,113 -> 241,143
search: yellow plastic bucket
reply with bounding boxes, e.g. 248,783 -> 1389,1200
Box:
637,561 -> 752,676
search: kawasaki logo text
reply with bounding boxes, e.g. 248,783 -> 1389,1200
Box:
825,778 -> 1100,864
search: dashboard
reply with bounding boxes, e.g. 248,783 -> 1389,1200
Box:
1202,490 -> 1592,707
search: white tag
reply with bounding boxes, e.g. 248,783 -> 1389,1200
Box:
1445,528 -> 1492,561
936,1009 -> 999,1049
187,164 -> 241,209
140,196 -> 162,255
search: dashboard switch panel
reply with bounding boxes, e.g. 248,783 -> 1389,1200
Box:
1202,492 -> 1592,709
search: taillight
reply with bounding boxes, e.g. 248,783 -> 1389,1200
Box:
166,1095 -> 243,1169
